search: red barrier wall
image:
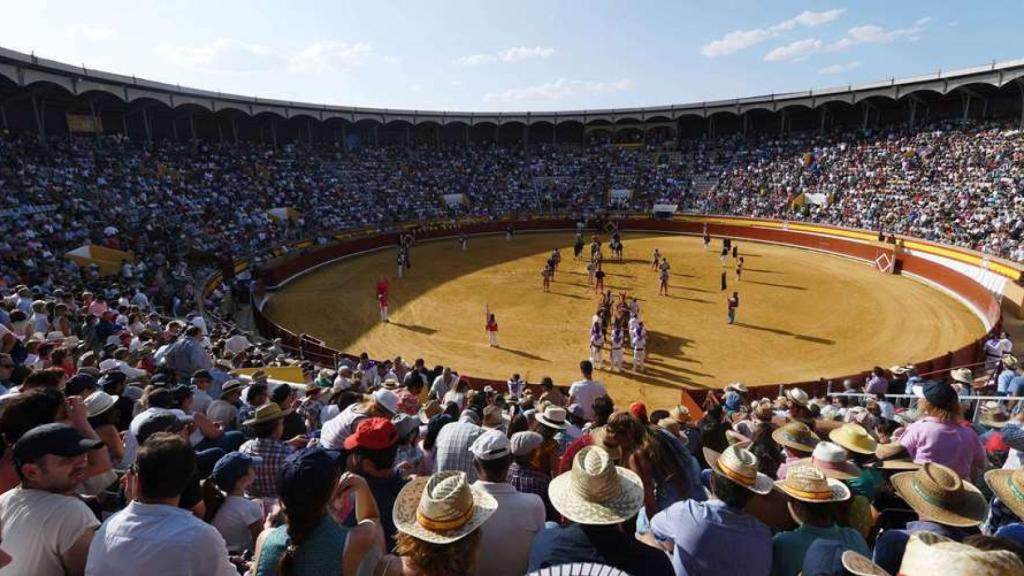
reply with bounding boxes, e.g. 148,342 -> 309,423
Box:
251,217 -> 1000,405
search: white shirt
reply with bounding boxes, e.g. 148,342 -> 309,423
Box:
86,501 -> 237,576
0,487 -> 100,576
211,496 -> 263,553
471,481 -> 545,576
97,358 -> 148,381
568,379 -> 607,421
223,334 -> 251,356
430,373 -> 456,399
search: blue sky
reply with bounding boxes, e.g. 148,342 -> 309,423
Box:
1,0 -> 1021,111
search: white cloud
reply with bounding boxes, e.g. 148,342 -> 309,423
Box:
702,9 -> 844,57
287,41 -> 374,73
831,17 -> 931,50
454,45 -> 555,67
764,38 -> 823,62
483,78 -> 634,104
818,61 -> 861,74
158,38 -> 281,72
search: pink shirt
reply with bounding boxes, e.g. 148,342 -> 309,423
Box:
899,417 -> 985,479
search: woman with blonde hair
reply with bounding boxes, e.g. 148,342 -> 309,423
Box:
320,389 -> 399,450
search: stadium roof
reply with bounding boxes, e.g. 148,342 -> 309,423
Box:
1,45 -> 1023,126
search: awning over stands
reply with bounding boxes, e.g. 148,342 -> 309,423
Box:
64,245 -> 135,276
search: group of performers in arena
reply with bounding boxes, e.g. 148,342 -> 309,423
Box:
588,291 -> 647,373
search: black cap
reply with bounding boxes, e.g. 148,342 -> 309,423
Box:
14,423 -> 103,466
171,384 -> 195,403
278,447 -> 340,496
191,370 -> 212,382
98,370 -> 127,392
150,373 -> 174,388
923,380 -> 958,408
65,374 -> 99,397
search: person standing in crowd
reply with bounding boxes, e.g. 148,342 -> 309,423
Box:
485,313 -> 499,348
86,433 -> 237,576
469,429 -> 545,576
569,360 -> 606,422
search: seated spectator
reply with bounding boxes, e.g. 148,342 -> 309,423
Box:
321,389 -> 399,449
86,432 -> 237,575
202,452 -> 264,554
508,430 -> 558,521
469,429 -> 545,576
987,468 -> 1024,545
529,446 -> 674,576
434,417 -> 483,482
393,413 -> 428,477
239,403 -> 306,499
873,462 -> 989,573
771,421 -> 820,479
771,466 -> 869,576
344,416 -> 407,551
896,380 -> 985,479
253,447 -> 381,576
0,423 -> 103,576
648,445 -> 773,575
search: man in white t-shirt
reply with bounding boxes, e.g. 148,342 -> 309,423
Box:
0,423 -> 105,576
568,360 -> 607,422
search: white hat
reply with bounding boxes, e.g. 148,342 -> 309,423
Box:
469,429 -> 511,461
774,465 -> 851,503
510,431 -> 544,456
726,382 -> 749,393
796,441 -> 861,481
704,445 -> 773,495
786,388 -> 810,407
549,446 -> 644,525
950,368 -> 973,386
84,391 -> 118,418
372,389 -> 399,415
535,405 -> 569,430
393,471 -> 497,544
898,531 -> 1024,575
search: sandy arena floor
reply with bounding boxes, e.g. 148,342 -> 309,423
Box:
263,232 -> 983,407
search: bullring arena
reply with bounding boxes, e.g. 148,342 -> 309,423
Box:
257,217 -> 1000,407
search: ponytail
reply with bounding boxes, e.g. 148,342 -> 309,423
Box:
276,506 -> 322,576
200,477 -> 226,523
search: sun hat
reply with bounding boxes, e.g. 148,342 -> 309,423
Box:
772,421 -> 821,453
549,446 -> 644,525
980,403 -> 1012,428
796,442 -> 862,481
873,442 -> 919,470
897,531 -> 1024,576
211,451 -> 262,490
669,405 -> 691,424
468,428 -> 511,461
84,390 -> 119,418
752,401 -> 774,423
725,429 -> 751,449
656,418 -> 682,439
891,462 -> 988,527
703,445 -> 773,494
950,368 -> 973,386
829,423 -> 877,455
372,389 -> 399,415
392,413 -> 420,439
243,402 -> 293,427
890,365 -> 910,375
220,379 -> 245,397
510,431 -> 544,456
481,405 -> 509,431
985,468 -> 1024,522
786,388 -> 810,407
775,465 -> 851,503
535,405 -> 569,430
344,417 -> 399,451
1003,355 -> 1020,369
726,382 -> 749,394
381,378 -> 400,391
393,471 -> 497,544
419,400 -> 442,424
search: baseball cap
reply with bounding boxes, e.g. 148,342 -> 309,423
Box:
469,429 -> 511,461
510,431 -> 544,456
65,374 -> 99,397
344,417 -> 399,450
372,389 -> 399,415
629,401 -> 648,421
13,423 -> 104,466
279,447 -> 341,493
922,380 -> 957,407
212,451 -> 262,490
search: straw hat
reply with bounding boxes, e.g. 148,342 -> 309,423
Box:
752,401 -> 774,423
898,531 -> 1024,576
985,468 -> 1024,522
890,365 -> 910,375
874,442 -> 919,470
656,418 -> 683,441
771,421 -> 820,453
843,551 -> 891,576
381,378 -> 400,390
980,403 -> 1012,429
796,442 -> 862,481
419,400 -> 442,424
703,445 -> 773,495
950,368 -> 973,386
669,405 -> 691,424
785,388 -> 809,407
725,429 -> 751,449
829,423 -> 877,455
725,382 -> 748,394
392,471 -> 497,544
891,463 -> 988,527
535,405 -> 569,430
84,391 -> 119,418
774,465 -> 851,503
1003,355 -> 1020,370
548,446 -> 644,525
243,403 -> 293,426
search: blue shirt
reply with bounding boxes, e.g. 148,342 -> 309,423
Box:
872,520 -> 966,575
996,523 -> 1024,546
998,369 -> 1017,394
771,524 -> 869,576
256,515 -> 349,576
651,499 -> 772,576
1010,376 -> 1024,398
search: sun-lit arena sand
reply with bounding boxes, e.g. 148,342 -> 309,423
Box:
263,232 -> 983,407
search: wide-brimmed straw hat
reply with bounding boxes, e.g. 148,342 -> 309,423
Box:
785,388 -> 810,407
890,365 -> 910,375
393,471 -> 497,544
548,446 -> 644,525
796,442 -> 862,481
1003,355 -> 1020,369
752,401 -> 774,423
874,442 -> 919,470
703,445 -> 773,495
898,531 -> 1024,575
843,551 -> 891,576
772,421 -> 820,453
980,403 -> 1012,429
243,402 -> 293,426
829,423 -> 877,455
891,462 -> 988,528
535,405 -> 569,430
774,465 -> 851,503
986,467 -> 1024,522
669,405 -> 691,424
950,368 -> 973,386
725,382 -> 748,394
